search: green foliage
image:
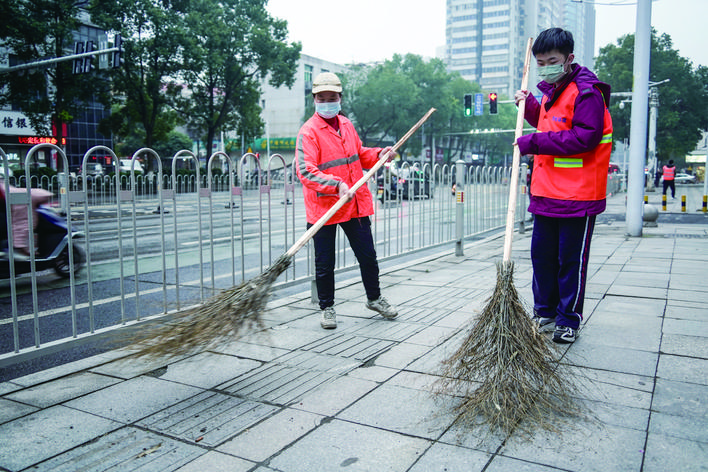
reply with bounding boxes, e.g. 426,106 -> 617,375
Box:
342,54 -> 517,165
595,31 -> 708,162
0,0 -> 112,156
167,0 -> 301,158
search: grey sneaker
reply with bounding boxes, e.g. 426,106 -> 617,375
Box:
553,325 -> 576,344
532,315 -> 556,333
366,296 -> 398,319
320,307 -> 337,329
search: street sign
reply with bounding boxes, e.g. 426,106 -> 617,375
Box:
474,93 -> 483,116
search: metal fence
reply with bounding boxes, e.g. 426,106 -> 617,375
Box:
1,144 -> 528,367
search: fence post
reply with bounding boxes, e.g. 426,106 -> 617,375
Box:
455,159 -> 465,257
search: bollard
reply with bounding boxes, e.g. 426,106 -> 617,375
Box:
662,194 -> 667,211
681,194 -> 686,212
703,195 -> 707,213
644,194 -> 648,204
455,160 -> 465,257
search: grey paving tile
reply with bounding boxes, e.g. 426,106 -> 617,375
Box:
593,295 -> 666,317
500,422 -> 645,472
268,419 -> 430,472
137,391 -> 278,447
644,432 -> 708,472
579,315 -> 662,351
0,381 -> 23,395
563,340 -> 659,377
656,354 -> 708,385
176,451 -> 255,472
156,352 -> 261,389
661,333 -> 708,358
0,396 -> 38,424
294,375 -> 378,416
30,426 -> 202,472
486,456 -> 572,471
373,342 -> 433,369
89,353 -> 187,379
65,376 -> 202,424
402,325 -> 456,347
4,372 -> 121,408
218,408 -> 323,462
337,383 -> 458,440
408,442 -> 490,471
652,378 -> 708,418
346,365 -> 398,383
0,405 -> 120,471
663,318 -> 708,337
606,284 -> 668,299
10,350 -> 126,387
237,326 -> 330,350
649,411 -> 708,443
208,340 -> 290,362
669,288 -> 708,304
665,303 -> 708,321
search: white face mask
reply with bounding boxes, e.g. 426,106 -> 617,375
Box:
315,100 -> 341,119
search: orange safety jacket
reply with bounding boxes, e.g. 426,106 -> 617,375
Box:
531,82 -> 613,201
295,113 -> 383,225
662,165 -> 675,181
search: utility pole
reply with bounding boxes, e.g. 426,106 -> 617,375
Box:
626,0 -> 652,237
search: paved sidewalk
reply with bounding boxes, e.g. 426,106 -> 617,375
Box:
1,192 -> 707,471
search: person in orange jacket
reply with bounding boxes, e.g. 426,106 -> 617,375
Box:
295,72 -> 398,329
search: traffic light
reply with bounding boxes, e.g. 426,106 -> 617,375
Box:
112,34 -> 124,69
73,41 -> 84,74
463,93 -> 473,117
83,41 -> 96,74
489,92 -> 498,115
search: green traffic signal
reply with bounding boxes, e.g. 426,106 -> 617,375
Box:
464,93 -> 473,117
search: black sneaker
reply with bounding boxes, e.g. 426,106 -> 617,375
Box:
532,315 -> 555,333
553,326 -> 576,344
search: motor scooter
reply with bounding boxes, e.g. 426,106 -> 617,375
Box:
0,204 -> 85,279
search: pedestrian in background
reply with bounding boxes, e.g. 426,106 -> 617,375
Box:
514,28 -> 613,344
662,159 -> 676,199
295,72 -> 398,329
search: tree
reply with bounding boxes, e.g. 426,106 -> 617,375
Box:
0,0 -> 111,165
595,31 -> 708,163
342,54 -> 516,165
168,0 -> 300,159
90,0 -> 188,150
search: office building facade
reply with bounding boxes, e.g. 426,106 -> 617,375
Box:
445,0 -> 595,97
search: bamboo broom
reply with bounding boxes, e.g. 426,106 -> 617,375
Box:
437,39 -> 580,435
121,108 -> 436,360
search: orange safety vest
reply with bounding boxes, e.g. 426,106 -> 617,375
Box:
531,82 -> 613,201
662,165 -> 675,181
295,113 -> 382,225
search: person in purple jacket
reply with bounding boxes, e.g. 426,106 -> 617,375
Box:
514,28 -> 613,344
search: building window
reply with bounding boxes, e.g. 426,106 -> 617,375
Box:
304,64 -> 313,84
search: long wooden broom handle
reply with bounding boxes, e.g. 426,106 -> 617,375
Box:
285,107 -> 437,258
502,37 -> 533,263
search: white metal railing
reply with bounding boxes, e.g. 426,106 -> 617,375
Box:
1,145 -> 524,367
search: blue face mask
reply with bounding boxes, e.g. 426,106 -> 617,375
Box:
315,100 -> 341,119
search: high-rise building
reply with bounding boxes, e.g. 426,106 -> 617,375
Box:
445,0 -> 595,97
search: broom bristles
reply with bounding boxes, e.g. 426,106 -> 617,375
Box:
118,254 -> 292,360
436,261 -> 581,436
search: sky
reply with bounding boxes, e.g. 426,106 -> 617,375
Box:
266,0 -> 708,68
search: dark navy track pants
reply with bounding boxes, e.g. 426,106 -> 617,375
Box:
531,214 -> 596,329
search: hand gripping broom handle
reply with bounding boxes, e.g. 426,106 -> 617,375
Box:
285,107 -> 437,258
502,37 -> 533,263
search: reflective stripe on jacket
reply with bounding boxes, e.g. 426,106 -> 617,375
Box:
662,165 -> 675,181
295,113 -> 382,225
531,82 -> 613,202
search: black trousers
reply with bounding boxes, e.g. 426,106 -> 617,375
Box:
309,217 -> 381,310
662,180 -> 675,198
